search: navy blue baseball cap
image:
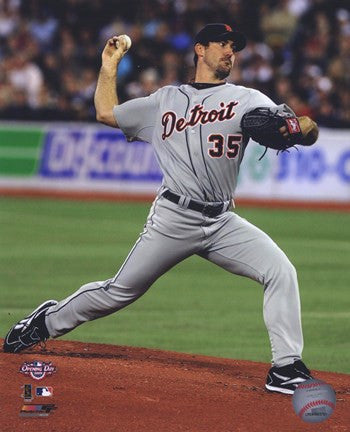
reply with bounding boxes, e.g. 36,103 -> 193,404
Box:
195,23 -> 246,52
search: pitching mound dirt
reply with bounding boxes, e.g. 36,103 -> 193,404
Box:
1,339 -> 349,432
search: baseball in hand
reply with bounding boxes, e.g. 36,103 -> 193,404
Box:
117,34 -> 132,51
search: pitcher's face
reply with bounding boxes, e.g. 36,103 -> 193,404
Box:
202,40 -> 236,80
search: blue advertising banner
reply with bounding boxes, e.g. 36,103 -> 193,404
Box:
0,123 -> 349,203
39,128 -> 162,181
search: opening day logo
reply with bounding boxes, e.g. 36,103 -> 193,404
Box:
19,361 -> 57,381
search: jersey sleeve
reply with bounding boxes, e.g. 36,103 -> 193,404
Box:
113,90 -> 160,142
246,89 -> 277,111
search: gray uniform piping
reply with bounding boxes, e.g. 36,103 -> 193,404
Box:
199,93 -> 221,201
110,194 -> 162,285
178,88 -> 209,200
46,287 -> 106,317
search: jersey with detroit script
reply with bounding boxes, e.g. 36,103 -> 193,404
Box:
113,83 -> 276,202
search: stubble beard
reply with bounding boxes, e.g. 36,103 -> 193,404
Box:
214,58 -> 232,80
214,65 -> 231,80
202,55 -> 232,81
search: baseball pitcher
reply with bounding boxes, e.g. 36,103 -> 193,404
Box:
4,23 -> 319,395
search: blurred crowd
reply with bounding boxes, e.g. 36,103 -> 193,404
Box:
0,0 -> 349,127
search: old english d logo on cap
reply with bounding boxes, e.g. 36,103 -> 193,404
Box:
194,23 -> 246,52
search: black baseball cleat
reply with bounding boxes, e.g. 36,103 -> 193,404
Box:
3,300 -> 57,353
265,360 -> 313,395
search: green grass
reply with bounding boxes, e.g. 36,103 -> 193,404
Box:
1,197 -> 349,373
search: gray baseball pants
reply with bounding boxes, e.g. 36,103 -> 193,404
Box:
45,194 -> 303,367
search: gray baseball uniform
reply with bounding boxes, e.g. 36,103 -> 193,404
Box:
45,82 -> 303,367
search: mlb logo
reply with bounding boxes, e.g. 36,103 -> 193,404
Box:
36,386 -> 53,397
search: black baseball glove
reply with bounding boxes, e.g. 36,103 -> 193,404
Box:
241,104 -> 313,152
